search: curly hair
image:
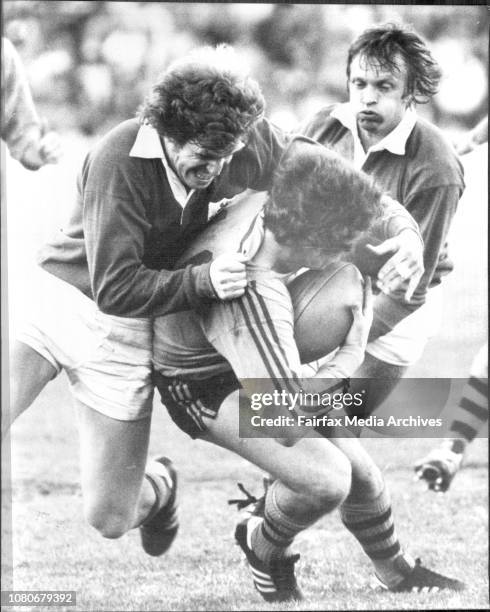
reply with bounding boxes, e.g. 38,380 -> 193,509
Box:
347,23 -> 442,104
263,140 -> 383,255
138,45 -> 265,154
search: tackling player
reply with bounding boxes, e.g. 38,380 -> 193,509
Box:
6,44 -> 285,555
152,139 -> 463,601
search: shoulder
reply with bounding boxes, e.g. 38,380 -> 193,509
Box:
82,119 -> 145,187
405,117 -> 464,188
301,104 -> 339,131
89,119 -> 141,164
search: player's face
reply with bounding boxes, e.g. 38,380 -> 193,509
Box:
348,53 -> 411,144
164,139 -> 245,190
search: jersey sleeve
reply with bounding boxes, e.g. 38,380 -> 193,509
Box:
81,150 -> 216,318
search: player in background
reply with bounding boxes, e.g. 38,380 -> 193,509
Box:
5,44 -> 286,557
415,116 -> 488,491
152,140 -> 463,602
1,37 -> 61,170
301,23 -> 465,427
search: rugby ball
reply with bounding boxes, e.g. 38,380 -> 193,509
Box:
289,262 -> 364,363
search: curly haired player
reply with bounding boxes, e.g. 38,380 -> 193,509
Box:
6,44 -> 285,555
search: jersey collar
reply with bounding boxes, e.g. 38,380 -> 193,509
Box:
129,123 -> 193,207
331,102 -> 417,156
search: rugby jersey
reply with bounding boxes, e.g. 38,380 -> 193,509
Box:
153,199 -> 419,403
301,103 -> 465,331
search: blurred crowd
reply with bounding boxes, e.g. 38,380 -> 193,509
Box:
3,2 -> 488,135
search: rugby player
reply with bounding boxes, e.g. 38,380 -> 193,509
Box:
152,140 -> 464,601
6,44 -> 285,555
5,41 -> 427,559
301,23 -> 465,415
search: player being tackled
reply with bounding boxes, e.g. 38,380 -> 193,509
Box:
151,139 -> 464,601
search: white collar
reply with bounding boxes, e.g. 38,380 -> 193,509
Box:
331,102 -> 417,155
129,124 -> 193,207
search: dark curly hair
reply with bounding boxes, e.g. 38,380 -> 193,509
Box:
263,139 -> 383,255
347,23 -> 442,104
138,45 -> 265,155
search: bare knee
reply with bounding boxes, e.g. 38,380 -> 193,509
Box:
303,453 -> 352,511
84,500 -> 133,539
349,457 -> 384,501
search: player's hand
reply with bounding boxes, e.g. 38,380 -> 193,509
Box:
368,229 -> 424,301
21,121 -> 62,169
38,130 -> 62,164
344,276 -> 373,352
209,252 -> 248,300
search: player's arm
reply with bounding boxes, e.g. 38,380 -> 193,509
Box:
206,280 -> 372,425
82,159 -> 244,318
1,38 -> 61,170
367,185 -> 460,341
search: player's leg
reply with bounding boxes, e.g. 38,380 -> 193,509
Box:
4,341 -> 57,436
353,285 -> 444,417
73,313 -> 178,553
330,435 -> 464,591
415,344 -> 488,491
76,401 -> 157,537
202,392 -> 351,602
351,353 -> 406,417
203,391 -> 352,515
329,436 -> 413,587
154,373 -> 351,601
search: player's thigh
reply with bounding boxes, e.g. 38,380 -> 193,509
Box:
76,399 -> 151,515
6,340 -> 58,431
202,391 -> 351,497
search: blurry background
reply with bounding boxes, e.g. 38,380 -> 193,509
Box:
2,4 -> 488,607
3,1 -> 488,134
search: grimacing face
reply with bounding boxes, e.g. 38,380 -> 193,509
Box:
348,52 -> 412,144
163,138 -> 245,190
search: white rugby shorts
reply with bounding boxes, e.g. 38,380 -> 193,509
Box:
366,285 -> 443,367
13,267 -> 153,421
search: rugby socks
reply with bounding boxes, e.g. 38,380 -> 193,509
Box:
250,481 -> 318,565
340,485 -> 414,588
140,466 -> 173,526
448,358 -> 488,445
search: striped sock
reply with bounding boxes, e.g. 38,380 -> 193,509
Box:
449,348 -> 488,444
140,466 -> 172,526
341,486 -> 414,588
250,481 -> 315,565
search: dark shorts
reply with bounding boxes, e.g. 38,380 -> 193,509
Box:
153,370 -> 241,439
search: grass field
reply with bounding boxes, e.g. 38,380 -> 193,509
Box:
2,136 -> 488,611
